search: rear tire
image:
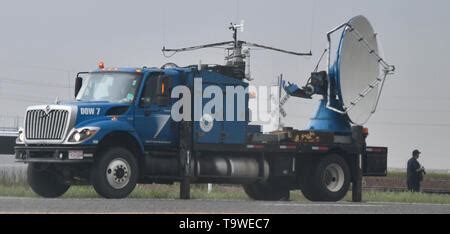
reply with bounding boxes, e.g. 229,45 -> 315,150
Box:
244,180 -> 290,201
91,147 -> 138,199
301,154 -> 350,202
300,160 -> 321,201
27,163 -> 70,198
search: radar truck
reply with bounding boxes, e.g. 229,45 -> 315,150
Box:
15,16 -> 393,201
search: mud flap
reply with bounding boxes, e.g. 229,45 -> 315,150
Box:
363,147 -> 388,177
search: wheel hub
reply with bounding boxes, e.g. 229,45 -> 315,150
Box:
106,158 -> 131,189
323,163 -> 345,192
115,167 -> 125,179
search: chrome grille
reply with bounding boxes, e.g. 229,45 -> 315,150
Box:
25,109 -> 69,140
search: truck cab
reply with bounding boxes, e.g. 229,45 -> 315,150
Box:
16,67 -> 183,197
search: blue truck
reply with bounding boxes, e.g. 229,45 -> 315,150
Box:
15,17 -> 391,201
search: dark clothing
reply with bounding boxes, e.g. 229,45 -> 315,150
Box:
407,157 -> 422,192
407,178 -> 420,192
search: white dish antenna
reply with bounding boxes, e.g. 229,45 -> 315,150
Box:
327,15 -> 395,125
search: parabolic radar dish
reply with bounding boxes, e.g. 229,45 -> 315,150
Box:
335,15 -> 381,125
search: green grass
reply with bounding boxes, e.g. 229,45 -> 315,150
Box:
357,191 -> 450,204
1,167 -> 449,204
0,184 -> 36,198
0,168 -> 27,187
0,184 -> 254,200
1,183 -> 450,204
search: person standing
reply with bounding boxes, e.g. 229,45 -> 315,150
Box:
407,149 -> 426,192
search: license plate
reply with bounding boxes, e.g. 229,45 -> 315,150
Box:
68,150 -> 84,160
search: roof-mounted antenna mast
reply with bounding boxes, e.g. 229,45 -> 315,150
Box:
230,20 -> 244,48
162,21 -> 312,80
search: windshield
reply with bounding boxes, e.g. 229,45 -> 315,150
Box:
76,72 -> 141,104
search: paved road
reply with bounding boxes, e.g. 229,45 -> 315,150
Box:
0,197 -> 449,214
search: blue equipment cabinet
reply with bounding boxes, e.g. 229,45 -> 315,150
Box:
191,69 -> 249,145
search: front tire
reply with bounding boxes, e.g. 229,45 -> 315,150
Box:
301,154 -> 351,202
91,147 -> 138,199
27,163 -> 70,198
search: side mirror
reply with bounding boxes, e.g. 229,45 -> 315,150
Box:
139,96 -> 151,107
75,76 -> 83,98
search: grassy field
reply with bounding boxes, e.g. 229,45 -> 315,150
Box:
0,167 -> 27,187
0,184 -> 252,200
1,183 -> 450,204
360,190 -> 450,204
1,165 -> 450,204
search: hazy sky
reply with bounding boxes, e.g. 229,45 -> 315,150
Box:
0,0 -> 449,170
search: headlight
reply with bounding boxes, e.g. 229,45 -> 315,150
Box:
73,132 -> 82,142
67,127 -> 99,143
19,132 -> 25,142
16,128 -> 25,144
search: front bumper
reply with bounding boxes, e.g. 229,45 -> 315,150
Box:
15,145 -> 97,163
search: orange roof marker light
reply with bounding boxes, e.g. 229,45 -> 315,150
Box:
362,127 -> 369,137
98,61 -> 105,69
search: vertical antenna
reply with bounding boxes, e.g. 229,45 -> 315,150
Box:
236,0 -> 240,23
229,21 -> 245,64
162,5 -> 167,47
244,47 -> 252,80
309,0 -> 317,53
278,74 -> 284,131
278,75 -> 282,130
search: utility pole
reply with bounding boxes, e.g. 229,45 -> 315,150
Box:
15,116 -> 18,129
67,70 -> 71,100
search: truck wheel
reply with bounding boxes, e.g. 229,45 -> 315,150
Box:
91,147 -> 138,199
243,181 -> 290,201
28,163 -> 70,198
300,161 -> 321,201
301,154 -> 350,202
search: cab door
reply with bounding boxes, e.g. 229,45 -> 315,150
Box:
134,74 -> 176,150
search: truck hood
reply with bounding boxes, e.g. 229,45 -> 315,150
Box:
61,101 -> 132,127
22,101 -> 133,144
